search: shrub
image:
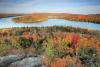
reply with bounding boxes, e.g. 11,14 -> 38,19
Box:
45,45 -> 58,58
0,43 -> 11,55
18,37 -> 34,48
35,39 -> 44,54
71,34 -> 80,52
45,38 -> 58,58
51,58 -> 66,67
77,47 -> 100,67
11,36 -> 20,48
57,39 -> 71,57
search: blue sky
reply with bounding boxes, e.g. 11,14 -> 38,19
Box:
0,0 -> 100,14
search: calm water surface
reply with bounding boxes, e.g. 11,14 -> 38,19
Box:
0,17 -> 100,30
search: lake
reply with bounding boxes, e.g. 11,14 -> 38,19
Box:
0,17 -> 100,30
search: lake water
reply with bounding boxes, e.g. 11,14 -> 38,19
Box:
0,17 -> 100,30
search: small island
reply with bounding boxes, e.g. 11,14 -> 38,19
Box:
12,14 -> 48,23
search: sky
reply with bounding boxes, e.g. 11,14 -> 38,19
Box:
0,0 -> 100,14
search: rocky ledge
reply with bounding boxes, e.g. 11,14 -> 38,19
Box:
0,55 -> 44,67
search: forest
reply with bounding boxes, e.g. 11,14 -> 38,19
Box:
0,26 -> 100,67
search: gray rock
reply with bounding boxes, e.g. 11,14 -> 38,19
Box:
38,66 -> 45,67
9,56 -> 42,67
0,55 -> 25,67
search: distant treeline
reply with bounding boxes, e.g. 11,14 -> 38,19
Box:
0,14 -> 25,18
0,26 -> 99,39
15,26 -> 100,38
61,14 -> 100,24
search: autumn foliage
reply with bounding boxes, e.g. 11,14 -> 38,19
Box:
0,26 -> 100,67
